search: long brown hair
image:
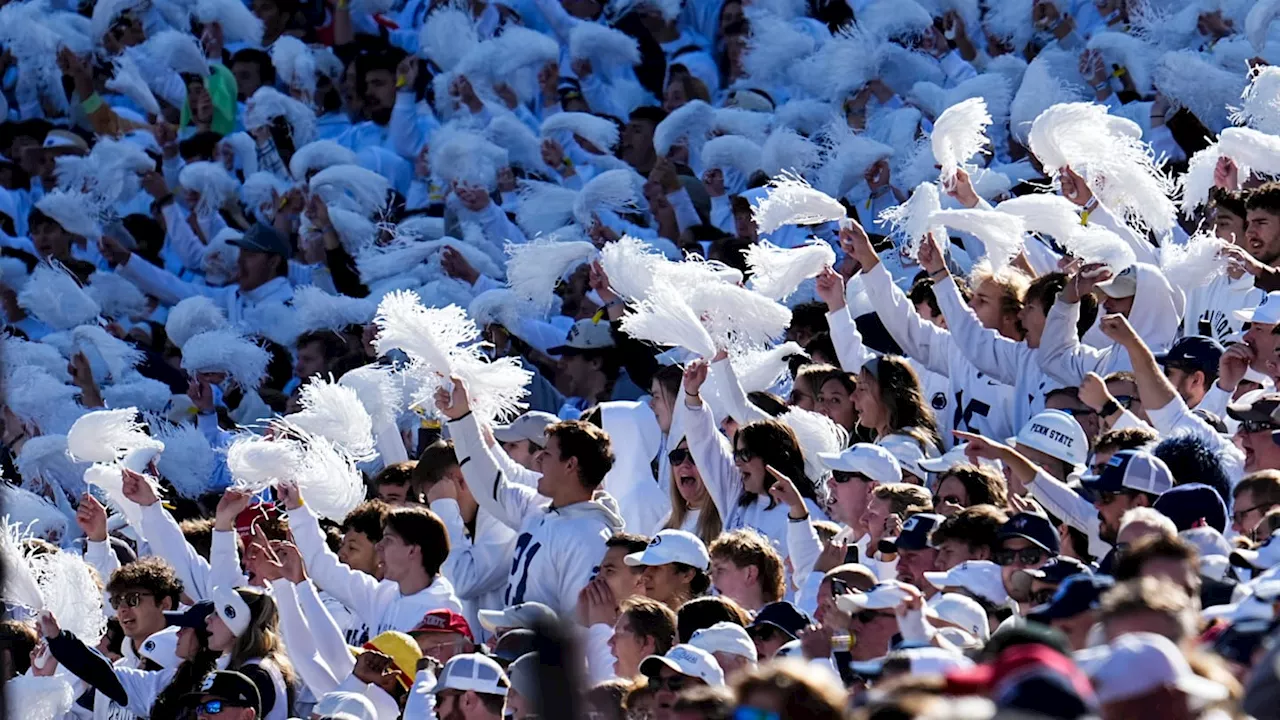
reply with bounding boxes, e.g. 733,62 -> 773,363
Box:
665,442 -> 724,546
861,356 -> 941,452
226,588 -> 297,709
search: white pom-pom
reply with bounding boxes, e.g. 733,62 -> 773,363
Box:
761,128 -> 820,178
879,183 -> 945,259
931,97 -> 991,184
72,324 -> 144,382
540,112 -> 620,152
1152,50 -> 1245,132
816,124 -> 894,199
4,335 -> 71,382
995,193 -> 1082,243
102,378 -> 172,414
106,53 -> 160,117
165,297 -> 228,350
1179,144 -> 1222,219
574,169 -> 642,228
31,550 -> 108,644
374,291 -> 475,373
16,434 -> 88,501
309,164 -> 390,216
227,434 -> 304,492
288,377 -> 377,460
5,675 -> 75,720
66,408 -> 161,465
1160,230 -> 1228,291
598,235 -> 670,302
702,135 -> 764,179
1061,224 -> 1138,272
85,271 -> 147,321
568,22 -> 640,73
654,100 -> 715,156
514,181 -> 578,237
290,140 -> 358,181
1232,66 -> 1280,136
36,190 -> 102,240
751,172 -> 847,234
270,36 -> 316,95
338,364 -> 402,430
713,107 -> 773,143
742,9 -> 817,87
744,240 -> 837,300
178,162 -> 240,217
780,406 -> 848,481
0,484 -> 69,545
153,421 -> 219,499
505,237 -> 597,312
688,282 -> 792,349
2,366 -> 83,435
292,285 -> 376,334
195,0 -> 264,44
1220,126 -> 1280,177
485,113 -> 552,174
428,126 -> 507,191
732,342 -> 807,393
142,30 -> 208,77
244,87 -> 317,147
1247,0 -> 1280,51
180,330 -> 271,391
620,281 -> 718,358
294,431 -> 364,522
419,5 -> 478,71
928,209 -> 1025,271
0,519 -> 44,609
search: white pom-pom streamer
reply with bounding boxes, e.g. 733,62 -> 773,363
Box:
744,240 -> 838,300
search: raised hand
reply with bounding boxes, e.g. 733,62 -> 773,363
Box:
1098,313 -> 1139,347
765,465 -> 806,518
1218,343 -> 1255,391
75,494 -> 108,542
918,233 -> 946,276
433,376 -> 471,420
1079,372 -> 1114,413
702,168 -> 725,197
682,359 -> 709,397
214,489 -> 252,532
273,541 -> 307,584
838,218 -> 878,271
814,266 -> 846,311
1059,166 -> 1093,207
121,468 -> 159,507
944,167 -> 979,209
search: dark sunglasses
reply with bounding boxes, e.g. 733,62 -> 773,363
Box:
994,548 -> 1047,567
853,609 -> 892,624
109,591 -> 155,610
650,674 -> 690,692
668,448 -> 693,466
733,447 -> 757,463
1111,394 -> 1134,409
831,470 -> 868,484
197,700 -> 246,715
1240,420 -> 1280,435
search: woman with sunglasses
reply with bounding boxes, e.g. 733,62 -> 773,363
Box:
664,433 -> 725,547
852,356 -> 942,466
676,359 -> 828,565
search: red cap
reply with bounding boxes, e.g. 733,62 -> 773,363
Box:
235,502 -> 282,538
409,609 -> 474,642
944,644 -> 1093,699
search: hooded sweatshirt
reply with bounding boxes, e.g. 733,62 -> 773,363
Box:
448,412 -> 626,617
179,63 -> 238,137
599,400 -> 673,536
1037,263 -> 1182,385
1182,272 -> 1264,344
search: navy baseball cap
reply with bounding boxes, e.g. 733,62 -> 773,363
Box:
748,602 -> 811,640
997,512 -> 1061,555
1080,450 -> 1173,496
1026,575 -> 1115,623
1019,557 -> 1091,585
1155,335 -> 1224,377
164,601 -> 214,640
1152,483 -> 1228,533
878,513 -> 944,555
228,222 -> 292,259
1210,619 -> 1272,666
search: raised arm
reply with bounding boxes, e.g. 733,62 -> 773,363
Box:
279,485 -> 382,616
675,360 -> 743,524
1035,264 -> 1116,385
816,267 -> 876,373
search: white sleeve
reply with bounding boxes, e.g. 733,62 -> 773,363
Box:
1087,203 -> 1159,267
668,188 -> 701,233
584,623 -> 617,684
402,668 -> 440,720
1198,384 -> 1232,421
295,576 -> 357,681
710,357 -> 772,425
117,252 -> 215,306
459,201 -> 527,246
161,203 -> 207,273
932,275 -> 1029,386
826,306 -> 876,373
1146,396 -> 1246,481
861,262 -> 954,376
84,539 -> 121,606
674,395 -> 743,526
388,93 -> 436,160
785,516 -> 823,586
209,529 -> 250,593
1034,299 -> 1112,385
553,525 -> 610,617
448,412 -> 541,531
1025,470 -> 1109,559
709,195 -> 734,234
490,440 -> 543,489
139,502 -> 213,602
285,505 -> 381,617
269,578 -> 341,698
112,666 -> 179,717
431,500 -> 513,601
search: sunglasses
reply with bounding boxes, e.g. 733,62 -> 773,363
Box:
1111,394 -> 1134,409
1239,420 -> 1280,435
734,709 -> 782,720
668,448 -> 693,466
831,470 -> 868,484
650,674 -> 690,692
109,591 -> 155,610
853,609 -> 892,624
198,700 -> 246,715
733,447 -> 756,463
994,548 -> 1047,567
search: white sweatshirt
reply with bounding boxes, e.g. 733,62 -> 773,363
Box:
429,499 -> 517,645
448,412 -> 626,616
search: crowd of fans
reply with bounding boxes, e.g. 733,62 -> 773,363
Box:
7,0 -> 1280,717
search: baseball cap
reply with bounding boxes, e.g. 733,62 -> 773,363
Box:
228,222 -> 293,259
1230,530 -> 1280,571
1200,588 -> 1279,624
434,653 -> 510,696
477,602 -> 559,634
164,600 -> 215,637
640,643 -> 726,686
1074,632 -> 1229,705
1094,264 -> 1137,299
547,318 -> 615,355
1153,483 -> 1228,533
313,692 -> 376,720
931,592 -> 991,641
507,652 -> 540,703
41,130 -> 89,154
918,443 -> 974,474
689,622 -> 757,662
1233,291 -> 1280,325
1011,411 -> 1088,469
138,627 -> 183,669
1026,574 -> 1114,623
849,645 -> 975,679
183,671 -> 262,715
997,512 -> 1061,555
816,443 -> 902,484
878,435 -> 927,479
923,560 -> 1011,607
748,602 -> 811,640
492,411 -> 558,448
837,580 -> 919,612
212,585 -> 251,637
1155,335 -> 1224,377
409,609 -> 474,642
1010,557 -> 1091,599
1080,449 -> 1173,496
491,629 -> 537,665
878,512 -> 943,555
1226,391 -> 1280,426
1210,619 -> 1272,666
624,529 -> 710,570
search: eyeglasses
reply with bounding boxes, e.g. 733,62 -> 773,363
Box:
109,591 -> 155,610
748,625 -> 779,642
1093,490 -> 1134,507
649,674 -> 690,692
1112,394 -> 1134,409
1232,502 -> 1276,526
831,471 -> 869,484
668,448 -> 693,466
994,548 -> 1047,567
1239,420 -> 1280,435
733,447 -> 756,463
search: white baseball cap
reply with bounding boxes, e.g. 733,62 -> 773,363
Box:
922,560 -> 1011,607
640,644 -> 726,686
878,435 -> 927,480
213,585 -> 251,637
492,411 -> 558,447
918,443 -> 1002,475
548,319 -> 616,354
930,593 -> 991,642
836,580 -> 917,612
477,602 -> 559,634
1074,632 -> 1229,705
689,622 -> 757,662
624,530 -> 710,570
1234,291 -> 1280,325
817,443 -> 903,484
138,626 -> 183,669
1012,411 -> 1088,468
434,653 -> 510,696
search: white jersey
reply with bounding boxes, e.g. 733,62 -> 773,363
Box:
1182,273 -> 1263,344
862,263 -> 1017,447
449,413 -> 625,617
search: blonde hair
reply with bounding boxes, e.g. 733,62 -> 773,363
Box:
968,260 -> 1031,317
1099,577 -> 1198,643
708,529 -> 785,604
227,588 -> 297,703
664,443 -> 724,546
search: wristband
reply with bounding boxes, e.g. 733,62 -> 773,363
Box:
1099,399 -> 1121,418
1092,80 -> 1110,92
685,390 -> 701,399
787,512 -> 809,522
929,267 -> 948,280
81,93 -> 105,114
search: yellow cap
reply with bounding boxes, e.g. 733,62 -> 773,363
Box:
353,631 -> 423,689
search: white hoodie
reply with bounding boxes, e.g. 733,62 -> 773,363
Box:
1182,272 -> 1264,344
448,412 -> 626,616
